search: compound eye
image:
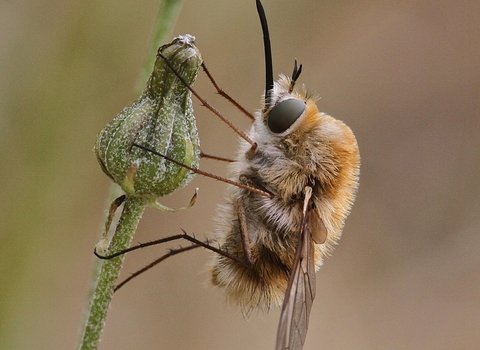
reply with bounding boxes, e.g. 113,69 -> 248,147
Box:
266,99 -> 306,133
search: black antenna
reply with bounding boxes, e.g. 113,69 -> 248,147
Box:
288,59 -> 303,93
291,59 -> 303,84
256,0 -> 274,109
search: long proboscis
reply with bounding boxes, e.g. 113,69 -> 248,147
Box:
256,0 -> 274,110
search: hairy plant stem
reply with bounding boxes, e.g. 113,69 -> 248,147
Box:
77,1 -> 184,349
79,196 -> 146,350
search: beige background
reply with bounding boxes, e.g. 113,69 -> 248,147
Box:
1,0 -> 479,349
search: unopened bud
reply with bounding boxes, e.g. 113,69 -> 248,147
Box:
95,35 -> 202,199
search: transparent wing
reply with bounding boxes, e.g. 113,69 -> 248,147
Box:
275,187 -> 316,350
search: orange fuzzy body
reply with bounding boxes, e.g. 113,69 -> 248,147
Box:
210,75 -> 360,313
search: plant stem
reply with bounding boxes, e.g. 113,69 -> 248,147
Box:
77,1 -> 184,349
79,196 -> 146,350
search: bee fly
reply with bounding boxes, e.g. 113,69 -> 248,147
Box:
207,3 -> 360,348
99,1 -> 360,348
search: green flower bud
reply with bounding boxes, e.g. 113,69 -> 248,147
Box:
95,35 -> 202,199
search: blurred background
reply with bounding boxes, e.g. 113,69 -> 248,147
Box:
1,0 -> 479,349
